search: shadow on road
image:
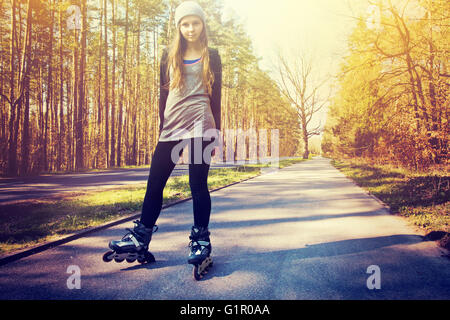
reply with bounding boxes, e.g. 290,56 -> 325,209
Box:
115,234 -> 423,275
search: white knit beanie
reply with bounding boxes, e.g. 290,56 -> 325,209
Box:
175,1 -> 206,27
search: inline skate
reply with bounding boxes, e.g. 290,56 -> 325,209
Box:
188,226 -> 213,280
102,220 -> 158,264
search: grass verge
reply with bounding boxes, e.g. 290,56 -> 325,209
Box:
331,158 -> 449,251
0,157 -> 308,256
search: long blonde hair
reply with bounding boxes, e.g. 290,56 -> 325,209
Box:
165,19 -> 215,96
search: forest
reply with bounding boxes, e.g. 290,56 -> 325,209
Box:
0,0 -> 301,177
1,0 -> 447,177
322,0 -> 448,171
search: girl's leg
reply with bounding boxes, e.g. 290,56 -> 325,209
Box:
140,139 -> 188,228
188,137 -> 216,228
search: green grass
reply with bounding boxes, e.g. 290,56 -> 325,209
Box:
0,157 -> 308,256
331,158 -> 449,249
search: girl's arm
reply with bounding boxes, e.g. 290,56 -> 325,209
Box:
210,48 -> 222,132
159,49 -> 169,136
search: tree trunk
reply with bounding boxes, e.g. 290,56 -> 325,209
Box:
58,0 -> 65,171
118,0 -> 129,167
132,9 -> 141,165
110,0 -> 116,167
71,21 -> 79,172
104,0 -> 109,167
46,0 -> 54,172
76,0 -> 87,170
20,0 -> 33,176
302,114 -> 309,159
7,0 -> 17,176
96,0 -> 103,168
38,65 -> 43,172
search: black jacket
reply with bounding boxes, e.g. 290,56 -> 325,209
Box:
159,47 -> 222,136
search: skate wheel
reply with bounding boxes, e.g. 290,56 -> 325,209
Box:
114,258 -> 124,263
138,251 -> 155,264
192,256 -> 213,280
145,252 -> 156,263
126,258 -> 136,263
137,257 -> 146,264
102,251 -> 115,263
193,265 -> 203,281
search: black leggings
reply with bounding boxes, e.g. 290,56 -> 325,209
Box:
140,137 -> 216,229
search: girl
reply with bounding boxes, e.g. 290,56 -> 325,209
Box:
104,1 -> 221,280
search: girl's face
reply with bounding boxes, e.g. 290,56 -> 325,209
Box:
179,15 -> 204,45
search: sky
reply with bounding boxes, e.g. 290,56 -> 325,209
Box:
222,0 -> 366,71
221,0 -> 370,135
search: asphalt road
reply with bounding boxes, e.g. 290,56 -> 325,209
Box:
0,157 -> 448,300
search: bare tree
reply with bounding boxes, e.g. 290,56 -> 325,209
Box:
274,48 -> 330,159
